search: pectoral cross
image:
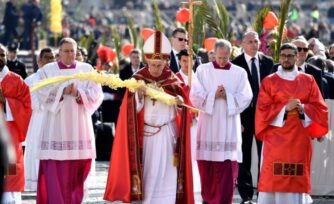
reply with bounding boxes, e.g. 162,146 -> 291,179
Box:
151,81 -> 158,106
181,0 -> 202,87
151,98 -> 157,106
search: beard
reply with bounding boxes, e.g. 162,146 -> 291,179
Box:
0,59 -> 5,70
281,63 -> 295,71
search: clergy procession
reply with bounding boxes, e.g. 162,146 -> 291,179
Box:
1,0 -> 334,204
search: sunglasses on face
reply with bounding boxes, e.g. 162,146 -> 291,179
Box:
297,47 -> 308,52
176,37 -> 188,42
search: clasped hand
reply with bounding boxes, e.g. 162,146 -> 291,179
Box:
286,98 -> 302,112
63,83 -> 79,97
215,85 -> 226,99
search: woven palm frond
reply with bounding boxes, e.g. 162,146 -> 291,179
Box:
252,6 -> 272,35
274,0 -> 292,63
152,0 -> 164,32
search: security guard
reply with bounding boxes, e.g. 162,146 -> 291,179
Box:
7,42 -> 27,79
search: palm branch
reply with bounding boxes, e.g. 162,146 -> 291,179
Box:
193,0 -> 230,49
213,0 -> 229,39
125,12 -> 139,49
110,26 -> 121,73
252,6 -> 272,35
80,34 -> 94,51
193,0 -> 210,46
274,0 -> 292,63
152,0 -> 164,32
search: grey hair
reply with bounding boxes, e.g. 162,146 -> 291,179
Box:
242,31 -> 259,40
292,36 -> 309,47
214,39 -> 232,53
59,37 -> 77,48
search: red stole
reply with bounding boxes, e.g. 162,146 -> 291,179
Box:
255,73 -> 328,193
1,71 -> 32,192
175,72 -> 189,97
104,66 -> 194,203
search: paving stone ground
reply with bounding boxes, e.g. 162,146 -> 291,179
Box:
22,161 -> 334,204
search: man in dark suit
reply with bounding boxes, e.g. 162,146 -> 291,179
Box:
308,56 -> 331,99
232,31 -> 274,204
119,49 -> 144,100
325,59 -> 334,99
6,42 -> 27,79
119,49 -> 144,81
271,37 -> 323,96
169,27 -> 200,73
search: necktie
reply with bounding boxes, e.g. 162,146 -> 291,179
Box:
175,53 -> 180,70
251,57 -> 259,103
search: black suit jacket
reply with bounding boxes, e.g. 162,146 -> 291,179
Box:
323,72 -> 334,99
232,53 -> 274,104
232,53 -> 274,128
7,59 -> 27,79
169,50 -> 200,73
119,63 -> 144,81
119,62 -> 144,98
270,63 -> 324,97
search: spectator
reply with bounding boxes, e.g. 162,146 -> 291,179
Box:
6,42 -> 27,79
1,0 -> 19,46
21,0 -> 43,50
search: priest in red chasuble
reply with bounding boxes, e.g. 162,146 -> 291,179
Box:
255,43 -> 328,204
0,43 -> 32,203
104,30 -> 194,204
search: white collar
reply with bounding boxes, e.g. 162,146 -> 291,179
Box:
300,62 -> 306,72
277,65 -> 299,81
0,66 -> 9,81
244,52 -> 259,63
172,49 -> 179,55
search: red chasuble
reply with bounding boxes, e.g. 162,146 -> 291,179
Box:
104,66 -> 194,204
1,71 -> 32,191
255,73 -> 328,193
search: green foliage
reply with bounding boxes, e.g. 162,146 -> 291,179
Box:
252,6 -> 273,35
193,0 -> 210,46
79,34 -> 94,51
110,26 -> 122,73
274,0 -> 292,63
125,12 -> 139,49
152,0 -> 164,32
213,0 -> 229,39
192,0 -> 230,47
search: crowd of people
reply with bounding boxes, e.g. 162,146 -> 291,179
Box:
0,1 -> 334,204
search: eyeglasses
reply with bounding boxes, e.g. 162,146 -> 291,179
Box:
177,37 -> 188,42
280,54 -> 296,59
297,47 -> 308,52
43,55 -> 55,60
